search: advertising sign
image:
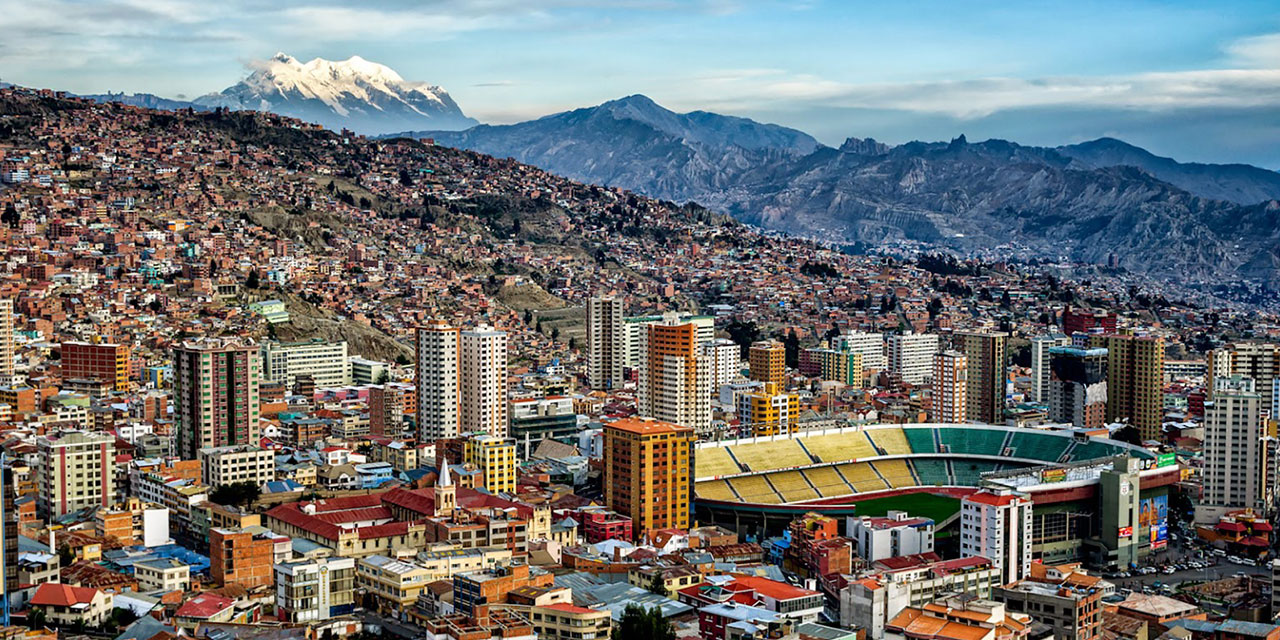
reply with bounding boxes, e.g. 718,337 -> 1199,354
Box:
1040,468 -> 1067,483
1157,453 -> 1176,468
1118,526 -> 1133,537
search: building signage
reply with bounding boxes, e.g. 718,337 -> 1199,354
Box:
1157,453 -> 1176,468
1118,526 -> 1133,537
1040,468 -> 1067,483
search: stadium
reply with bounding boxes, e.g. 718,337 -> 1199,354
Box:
692,424 -> 1182,567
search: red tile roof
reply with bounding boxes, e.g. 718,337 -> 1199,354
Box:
30,582 -> 100,606
176,593 -> 234,619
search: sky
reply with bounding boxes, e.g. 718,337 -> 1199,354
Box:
5,0 -> 1280,167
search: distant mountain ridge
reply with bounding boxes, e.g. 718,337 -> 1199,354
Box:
405,95 -> 1280,286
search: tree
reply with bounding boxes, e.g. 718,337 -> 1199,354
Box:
376,369 -> 391,384
245,269 -> 260,289
210,481 -> 261,508
551,327 -> 561,342
646,572 -> 668,596
58,545 -> 74,568
783,328 -> 800,368
614,603 -> 674,640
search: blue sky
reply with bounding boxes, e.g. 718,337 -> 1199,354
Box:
5,0 -> 1280,166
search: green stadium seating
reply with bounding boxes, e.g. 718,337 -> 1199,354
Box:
911,459 -> 951,485
938,428 -> 1007,456
1007,431 -> 1072,462
903,427 -> 938,453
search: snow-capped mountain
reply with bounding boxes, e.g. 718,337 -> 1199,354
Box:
195,53 -> 477,134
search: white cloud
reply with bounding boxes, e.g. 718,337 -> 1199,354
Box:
1227,33 -> 1280,68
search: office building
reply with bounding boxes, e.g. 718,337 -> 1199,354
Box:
888,333 -> 941,385
1,465 -> 16,600
173,338 -> 261,461
930,350 -> 967,423
1201,376 -> 1268,519
0,299 -> 13,385
603,417 -> 694,539
749,340 -> 787,386
276,556 -> 356,622
350,357 -> 392,386
35,430 -> 116,520
417,320 -> 461,442
960,488 -> 1033,585
835,332 -> 886,371
509,396 -> 579,458
847,511 -> 935,563
199,445 -> 276,488
1208,342 -> 1280,416
261,339 -> 351,389
637,314 -> 712,432
460,325 -> 508,437
1089,333 -> 1164,441
958,331 -> 1008,425
61,341 -> 131,392
1048,346 -> 1109,429
464,434 -> 517,495
586,296 -> 624,390
1030,334 -> 1072,403
736,382 -> 800,436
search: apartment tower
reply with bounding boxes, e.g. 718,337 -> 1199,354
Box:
958,331 -> 1008,425
603,417 -> 694,540
173,338 -> 261,461
586,296 -> 625,390
748,340 -> 787,386
1047,346 -> 1109,429
930,350 -> 967,423
888,333 -> 941,385
1089,332 -> 1164,441
1030,333 -> 1071,403
416,320 -> 461,442
637,314 -> 712,432
461,325 -> 508,437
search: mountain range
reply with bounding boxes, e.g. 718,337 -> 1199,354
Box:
406,95 -> 1280,287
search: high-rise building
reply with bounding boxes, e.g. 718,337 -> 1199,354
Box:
888,333 -> 941,385
1030,334 -> 1071,403
958,331 -> 1008,425
61,341 -> 132,392
736,382 -> 800,436
702,338 -> 742,391
1208,342 -> 1280,416
960,488 -> 1033,585
173,337 -> 261,461
35,430 -> 117,520
464,434 -> 517,495
748,340 -> 787,386
416,320 -> 461,442
834,332 -> 886,371
1047,346 -> 1109,429
1201,375 -> 1268,518
586,296 -> 625,390
261,339 -> 351,390
1089,333 -> 1164,441
460,325 -> 507,437
603,417 -> 694,540
818,349 -> 863,387
0,464 -> 16,602
0,299 -> 13,385
930,350 -> 966,423
621,313 -> 715,370
637,314 -> 712,432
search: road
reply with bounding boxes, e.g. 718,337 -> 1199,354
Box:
357,610 -> 426,639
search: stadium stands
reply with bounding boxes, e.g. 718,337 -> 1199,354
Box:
696,480 -> 740,501
768,471 -> 821,502
911,459 -> 951,486
801,431 -> 877,462
695,447 -> 742,478
1067,440 -> 1128,462
803,466 -> 854,497
1007,431 -> 1072,462
867,427 -> 912,455
952,460 -> 1001,486
938,428 -> 1008,456
836,462 -> 889,492
873,459 -> 917,488
728,440 -> 814,472
728,475 -> 783,504
903,427 -> 937,453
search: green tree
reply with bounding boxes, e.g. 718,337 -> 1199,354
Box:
646,573 -> 668,596
376,369 -> 391,384
210,481 -> 262,508
613,603 -> 674,640
245,269 -> 260,289
784,328 -> 800,368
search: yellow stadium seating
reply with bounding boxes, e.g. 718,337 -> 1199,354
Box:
800,431 -> 877,462
695,480 -> 739,501
836,462 -> 889,492
803,466 -> 855,497
728,440 -> 813,472
728,475 -> 783,504
867,428 -> 912,455
695,447 -> 742,478
872,459 -> 916,488
767,471 -> 820,503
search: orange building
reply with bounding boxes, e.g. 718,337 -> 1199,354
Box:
210,528 -> 274,590
603,417 -> 694,540
61,341 -> 131,392
637,317 -> 710,431
748,340 -> 786,386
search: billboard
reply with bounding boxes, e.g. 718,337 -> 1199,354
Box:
1157,453 -> 1177,468
1040,468 -> 1067,483
1139,495 -> 1169,544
